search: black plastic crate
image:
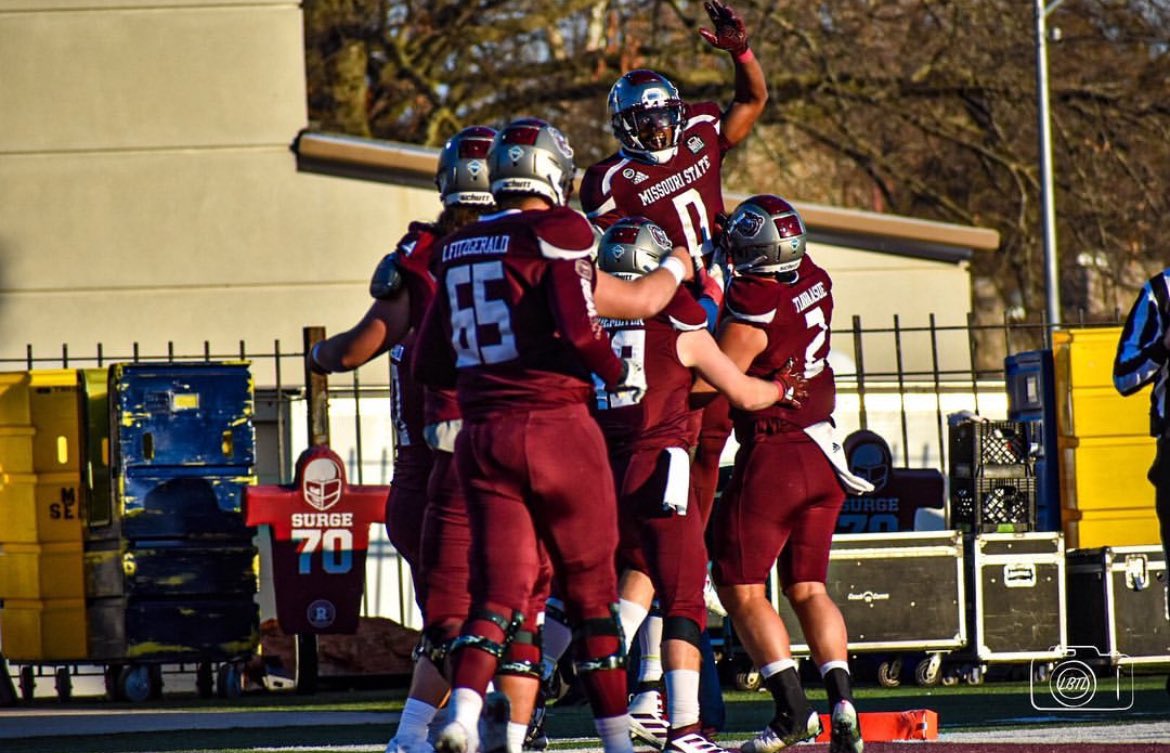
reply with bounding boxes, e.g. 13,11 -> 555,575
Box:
949,420 -> 1030,478
951,474 -> 1036,533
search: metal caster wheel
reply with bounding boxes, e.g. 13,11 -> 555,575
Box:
18,666 -> 35,702
965,665 -> 985,686
118,664 -> 154,703
914,657 -> 940,687
54,667 -> 72,701
216,662 -> 242,699
877,658 -> 903,688
196,662 -> 214,699
734,669 -> 761,692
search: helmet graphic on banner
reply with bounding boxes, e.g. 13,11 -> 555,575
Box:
302,456 -> 343,511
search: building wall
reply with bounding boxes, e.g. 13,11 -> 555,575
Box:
0,0 -> 977,384
0,0 -> 434,373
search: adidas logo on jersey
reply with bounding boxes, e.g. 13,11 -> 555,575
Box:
686,135 -> 704,154
622,167 -> 649,184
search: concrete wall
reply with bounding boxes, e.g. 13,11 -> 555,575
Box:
0,0 -> 981,386
0,0 -> 434,377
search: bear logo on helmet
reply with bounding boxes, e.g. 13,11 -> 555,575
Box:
732,210 -> 766,239
648,224 -> 671,250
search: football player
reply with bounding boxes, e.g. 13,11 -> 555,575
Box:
579,3 -> 768,732
593,217 -> 804,753
703,196 -> 866,753
413,118 -> 693,753
310,125 -> 498,753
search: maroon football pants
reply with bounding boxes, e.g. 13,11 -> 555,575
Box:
385,444 -> 433,606
690,397 -> 732,526
615,445 -> 708,630
452,403 -> 627,717
711,429 -> 844,588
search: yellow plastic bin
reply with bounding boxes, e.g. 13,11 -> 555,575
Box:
0,427 -> 35,476
0,598 -> 88,661
1065,507 -> 1163,550
0,541 -> 85,599
28,369 -> 83,474
1059,435 -> 1156,512
0,372 -> 32,426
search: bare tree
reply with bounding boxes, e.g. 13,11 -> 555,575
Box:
306,0 -> 1170,348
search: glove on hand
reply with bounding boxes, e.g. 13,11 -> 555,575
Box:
698,0 -> 750,56
772,357 -> 808,409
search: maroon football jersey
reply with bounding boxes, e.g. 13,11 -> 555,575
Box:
413,206 -> 625,419
393,222 -> 462,429
723,255 -> 836,431
581,101 -> 731,255
594,289 -> 708,454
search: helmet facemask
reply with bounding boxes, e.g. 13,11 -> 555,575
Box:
608,71 -> 686,165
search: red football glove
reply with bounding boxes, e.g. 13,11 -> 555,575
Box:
771,358 -> 808,409
698,0 -> 750,56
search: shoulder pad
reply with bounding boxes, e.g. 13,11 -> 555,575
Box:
369,252 -> 404,300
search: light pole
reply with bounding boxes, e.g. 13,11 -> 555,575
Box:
1035,0 -> 1063,328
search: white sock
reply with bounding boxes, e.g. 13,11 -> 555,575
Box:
759,658 -> 797,679
395,698 -> 438,744
637,614 -> 663,684
506,721 -> 527,753
665,669 -> 701,729
618,599 -> 649,653
819,660 -> 850,677
450,687 -> 484,741
595,714 -> 636,753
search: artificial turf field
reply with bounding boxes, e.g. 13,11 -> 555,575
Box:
3,676 -> 1169,753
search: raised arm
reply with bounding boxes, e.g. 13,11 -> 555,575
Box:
594,246 -> 693,320
699,0 -> 767,147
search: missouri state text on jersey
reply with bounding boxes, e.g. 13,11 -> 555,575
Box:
412,206 -> 626,417
582,101 -> 732,254
724,255 -> 837,430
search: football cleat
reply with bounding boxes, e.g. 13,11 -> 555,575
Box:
524,690 -> 549,751
702,573 -> 727,618
665,725 -> 730,753
385,738 -> 435,753
629,683 -> 669,749
829,700 -> 863,753
739,709 -> 821,753
435,721 -> 474,753
479,691 -> 511,753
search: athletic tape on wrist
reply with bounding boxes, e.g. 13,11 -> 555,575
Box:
660,256 -> 686,285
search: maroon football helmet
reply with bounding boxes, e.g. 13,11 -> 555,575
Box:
723,195 -> 807,275
607,70 -> 687,165
435,126 -> 496,207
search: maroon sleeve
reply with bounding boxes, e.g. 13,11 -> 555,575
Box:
546,258 -> 625,388
662,289 -> 710,331
723,275 -> 777,331
410,290 -> 457,389
692,100 -> 733,154
579,163 -> 610,217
